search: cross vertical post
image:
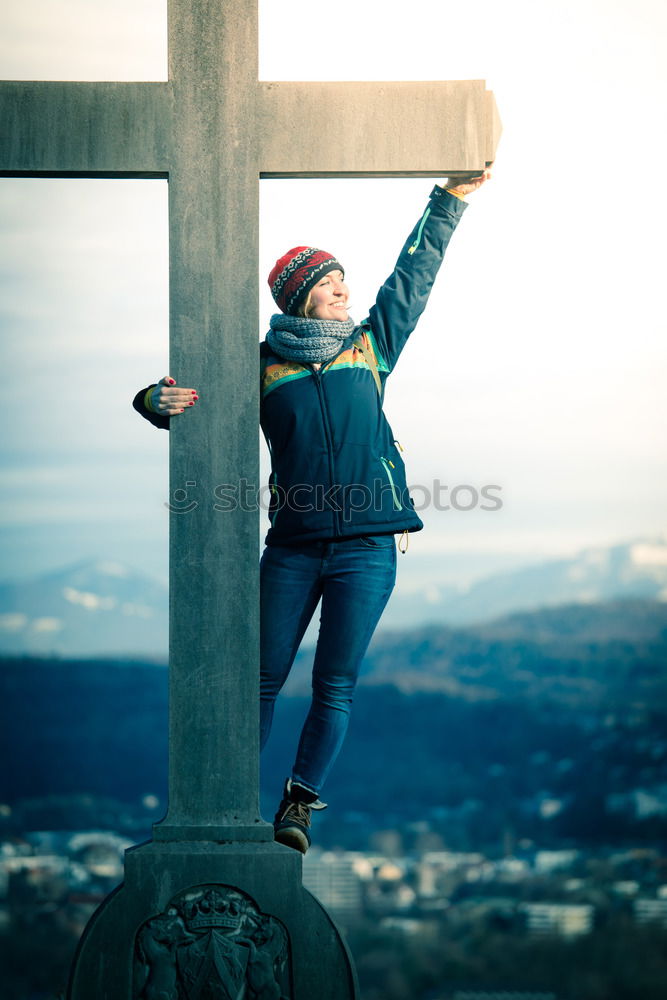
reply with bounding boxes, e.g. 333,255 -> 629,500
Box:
157,0 -> 265,841
0,1 -> 500,994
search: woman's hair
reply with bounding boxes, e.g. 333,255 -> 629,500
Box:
298,291 -> 315,319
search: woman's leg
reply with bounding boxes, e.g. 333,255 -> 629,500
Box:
259,544 -> 323,750
290,536 -> 397,794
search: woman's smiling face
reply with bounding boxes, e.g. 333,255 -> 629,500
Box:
307,270 -> 349,321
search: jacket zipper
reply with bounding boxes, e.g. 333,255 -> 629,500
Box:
407,206 -> 431,255
269,471 -> 279,525
312,367 -> 341,535
380,456 -> 402,511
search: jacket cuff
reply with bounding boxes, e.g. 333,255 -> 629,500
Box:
429,184 -> 469,219
133,384 -> 171,430
143,386 -> 157,413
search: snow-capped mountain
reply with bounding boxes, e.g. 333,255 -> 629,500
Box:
1,536 -> 666,655
396,535 -> 667,627
0,559 -> 168,657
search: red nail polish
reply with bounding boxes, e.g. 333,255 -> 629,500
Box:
188,401 -> 194,406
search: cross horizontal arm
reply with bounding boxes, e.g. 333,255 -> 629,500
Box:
0,82 -> 172,176
258,80 -> 501,178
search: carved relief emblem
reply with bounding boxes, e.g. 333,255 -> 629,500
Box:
133,884 -> 291,999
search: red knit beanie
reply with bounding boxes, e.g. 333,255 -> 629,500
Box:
268,246 -> 344,316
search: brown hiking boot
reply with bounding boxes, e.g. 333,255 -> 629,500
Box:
273,778 -> 327,854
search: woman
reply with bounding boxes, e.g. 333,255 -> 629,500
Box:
134,171 -> 491,853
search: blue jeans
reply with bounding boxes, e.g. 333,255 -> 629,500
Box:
260,535 -> 397,795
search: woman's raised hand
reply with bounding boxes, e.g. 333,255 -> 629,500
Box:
444,166 -> 492,198
148,375 -> 199,416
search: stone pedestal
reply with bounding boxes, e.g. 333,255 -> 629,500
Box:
68,839 -> 359,999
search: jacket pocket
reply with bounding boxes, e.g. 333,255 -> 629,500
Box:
407,206 -> 431,255
380,457 -> 403,511
359,534 -> 396,548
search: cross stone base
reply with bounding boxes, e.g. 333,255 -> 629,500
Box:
67,839 -> 358,999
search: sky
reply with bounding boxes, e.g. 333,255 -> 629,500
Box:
0,0 -> 666,591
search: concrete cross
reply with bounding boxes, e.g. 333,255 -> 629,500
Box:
1,2 -> 500,995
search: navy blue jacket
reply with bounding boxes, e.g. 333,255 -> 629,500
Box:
134,185 -> 467,546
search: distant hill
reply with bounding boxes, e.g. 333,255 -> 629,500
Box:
1,598 -> 666,851
354,596 -> 667,710
283,597 -> 667,711
1,536 -> 666,655
390,535 -> 667,628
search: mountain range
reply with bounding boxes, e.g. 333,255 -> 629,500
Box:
2,596 -> 666,852
0,535 -> 666,656
0,560 -> 168,657
391,534 -> 667,628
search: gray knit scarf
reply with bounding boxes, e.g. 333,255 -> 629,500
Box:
266,313 -> 356,364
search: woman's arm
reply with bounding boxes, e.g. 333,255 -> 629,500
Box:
132,375 -> 198,431
363,170 -> 491,372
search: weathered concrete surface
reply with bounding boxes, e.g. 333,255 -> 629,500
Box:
160,0 -> 263,840
0,82 -> 171,175
258,79 -> 499,176
0,78 -> 500,180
